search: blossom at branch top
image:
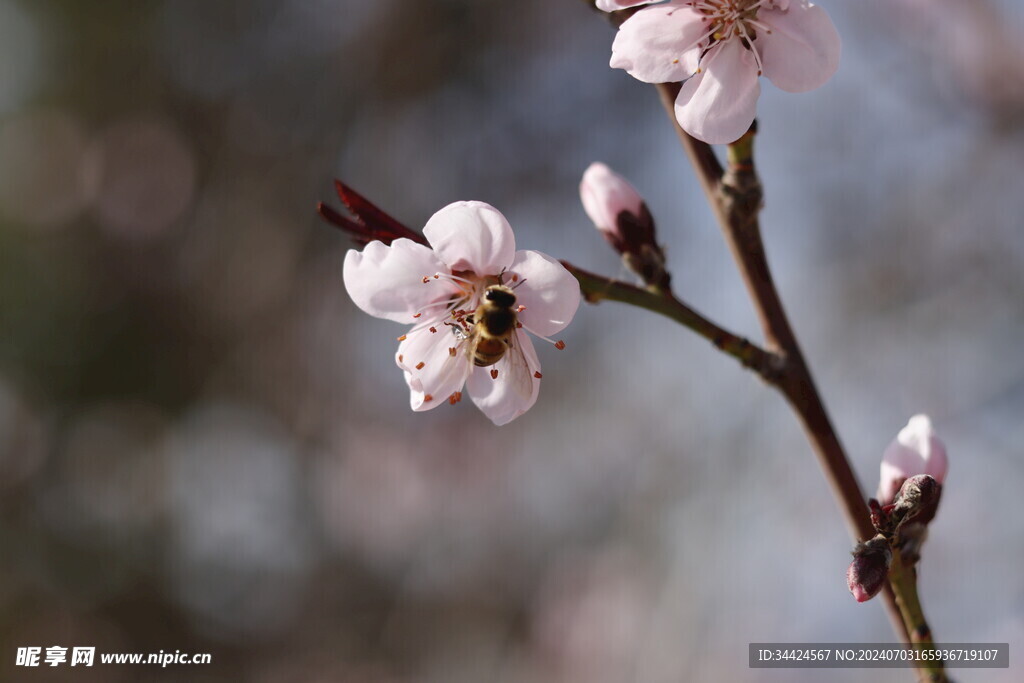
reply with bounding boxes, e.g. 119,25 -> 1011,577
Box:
601,0 -> 841,144
878,415 -> 948,506
343,201 -> 580,425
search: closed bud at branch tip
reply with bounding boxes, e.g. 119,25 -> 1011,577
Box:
579,162 -> 669,289
847,535 -> 892,603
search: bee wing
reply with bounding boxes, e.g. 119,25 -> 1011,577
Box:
461,326 -> 482,362
465,329 -> 541,425
497,328 -> 539,406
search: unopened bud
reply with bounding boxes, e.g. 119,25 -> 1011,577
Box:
580,162 -> 644,241
579,162 -> 668,288
878,415 -> 948,505
846,535 -> 892,603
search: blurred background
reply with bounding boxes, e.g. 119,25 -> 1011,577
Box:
1,0 -> 1022,681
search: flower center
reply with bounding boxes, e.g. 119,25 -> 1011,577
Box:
686,0 -> 774,75
409,269 -> 493,335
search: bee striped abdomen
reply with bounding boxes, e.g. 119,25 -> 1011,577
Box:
472,337 -> 508,367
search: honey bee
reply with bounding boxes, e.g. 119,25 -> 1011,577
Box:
467,284 -> 518,367
462,283 -> 538,400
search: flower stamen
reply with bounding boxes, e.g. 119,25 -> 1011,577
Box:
426,271 -> 476,288
405,296 -> 471,333
518,321 -> 567,351
685,0 -> 768,75
735,21 -> 764,75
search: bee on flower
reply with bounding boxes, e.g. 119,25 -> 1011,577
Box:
343,201 -> 581,425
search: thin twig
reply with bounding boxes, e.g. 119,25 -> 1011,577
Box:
651,82 -> 945,678
888,551 -> 947,681
582,4 -> 942,676
562,262 -> 780,377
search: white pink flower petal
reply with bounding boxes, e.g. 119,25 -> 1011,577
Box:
423,201 -> 516,276
674,39 -> 762,145
610,3 -> 704,84
396,327 -> 471,411
343,239 -> 458,324
466,329 -> 541,426
508,250 -> 581,338
760,2 -> 841,93
596,0 -> 659,11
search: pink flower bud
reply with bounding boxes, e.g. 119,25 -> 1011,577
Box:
579,162 -> 644,239
846,536 -> 892,603
579,163 -> 668,289
878,415 -> 948,505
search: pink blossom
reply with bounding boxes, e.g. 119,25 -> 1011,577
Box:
343,201 -> 580,425
877,415 -> 949,505
603,0 -> 841,144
